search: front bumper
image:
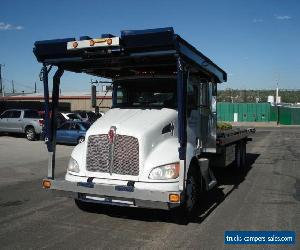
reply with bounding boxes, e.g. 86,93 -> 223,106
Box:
43,177 -> 182,210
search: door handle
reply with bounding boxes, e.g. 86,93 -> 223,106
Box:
196,137 -> 201,149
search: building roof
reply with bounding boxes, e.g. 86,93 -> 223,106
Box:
0,91 -> 112,100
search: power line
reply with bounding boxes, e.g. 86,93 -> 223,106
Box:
2,77 -> 36,92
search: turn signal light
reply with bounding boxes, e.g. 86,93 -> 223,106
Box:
72,41 -> 78,48
169,194 -> 180,203
90,40 -> 95,46
42,180 -> 51,189
106,38 -> 112,45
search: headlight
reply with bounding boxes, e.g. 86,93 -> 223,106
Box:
67,157 -> 80,173
149,162 -> 180,180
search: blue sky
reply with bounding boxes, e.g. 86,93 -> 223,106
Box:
1,0 -> 299,93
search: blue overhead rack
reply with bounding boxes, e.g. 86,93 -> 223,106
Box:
34,27 -> 226,82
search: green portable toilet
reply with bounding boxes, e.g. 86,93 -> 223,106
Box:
291,107 -> 300,125
279,107 -> 292,125
270,105 -> 278,122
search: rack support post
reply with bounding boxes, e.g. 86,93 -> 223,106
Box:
48,68 -> 64,179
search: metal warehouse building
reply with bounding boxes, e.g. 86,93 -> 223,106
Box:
0,91 -> 112,112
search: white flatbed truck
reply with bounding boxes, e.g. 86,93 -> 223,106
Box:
33,27 -> 254,218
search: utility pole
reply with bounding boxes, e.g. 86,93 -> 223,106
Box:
34,82 -> 37,93
11,80 -> 15,94
0,64 -> 5,95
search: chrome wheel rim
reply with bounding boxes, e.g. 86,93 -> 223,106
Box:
26,129 -> 34,140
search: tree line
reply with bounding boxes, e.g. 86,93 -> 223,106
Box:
217,89 -> 300,103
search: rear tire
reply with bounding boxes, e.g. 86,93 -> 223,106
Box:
241,141 -> 247,167
25,127 -> 36,141
235,142 -> 241,169
234,141 -> 247,174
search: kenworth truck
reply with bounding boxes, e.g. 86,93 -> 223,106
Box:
33,27 -> 254,217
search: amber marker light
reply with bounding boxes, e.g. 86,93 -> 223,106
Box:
72,41 -> 78,48
42,180 -> 51,189
90,40 -> 95,46
106,38 -> 113,45
169,194 -> 180,203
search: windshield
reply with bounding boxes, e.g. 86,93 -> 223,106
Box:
112,78 -> 177,109
80,122 -> 90,130
67,113 -> 81,120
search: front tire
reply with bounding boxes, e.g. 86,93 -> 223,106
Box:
172,166 -> 201,223
25,127 -> 36,141
74,198 -> 93,212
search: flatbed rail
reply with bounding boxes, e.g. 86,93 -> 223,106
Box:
216,128 -> 255,146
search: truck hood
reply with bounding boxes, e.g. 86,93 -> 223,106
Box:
88,108 -> 177,136
84,108 -> 178,181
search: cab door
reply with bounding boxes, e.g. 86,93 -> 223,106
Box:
0,111 -> 11,132
9,110 -> 22,132
56,123 -> 70,143
67,123 -> 81,144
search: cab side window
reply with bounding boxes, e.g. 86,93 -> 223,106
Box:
0,111 -> 10,118
200,83 -> 209,107
70,123 -> 80,130
187,84 -> 198,117
11,111 -> 21,118
59,123 -> 70,130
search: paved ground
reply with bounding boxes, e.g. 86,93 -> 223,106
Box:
0,128 -> 299,249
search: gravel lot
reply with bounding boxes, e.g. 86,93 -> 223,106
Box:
0,128 -> 299,249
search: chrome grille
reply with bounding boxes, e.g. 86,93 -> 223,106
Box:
86,135 -> 110,172
86,134 -> 139,176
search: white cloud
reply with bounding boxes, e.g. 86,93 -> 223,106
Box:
253,18 -> 263,23
0,22 -> 24,30
275,15 -> 292,20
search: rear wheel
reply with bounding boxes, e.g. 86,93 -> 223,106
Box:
235,141 -> 247,173
25,127 -> 36,141
235,142 -> 241,169
241,141 -> 247,167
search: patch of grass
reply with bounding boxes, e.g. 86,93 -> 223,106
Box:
217,122 -> 232,130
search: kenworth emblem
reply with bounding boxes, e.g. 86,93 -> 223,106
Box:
108,126 -> 116,144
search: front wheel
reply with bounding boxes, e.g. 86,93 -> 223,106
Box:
172,168 -> 202,223
25,127 -> 36,141
74,198 -> 94,212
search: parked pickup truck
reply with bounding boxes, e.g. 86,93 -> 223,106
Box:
0,109 -> 43,140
